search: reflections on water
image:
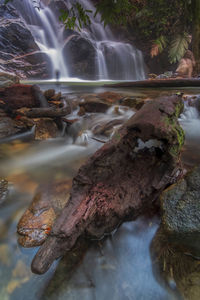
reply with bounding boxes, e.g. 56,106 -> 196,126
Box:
1,87 -> 200,300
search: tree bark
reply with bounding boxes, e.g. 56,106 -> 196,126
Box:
16,106 -> 71,118
31,95 -> 185,275
192,0 -> 200,73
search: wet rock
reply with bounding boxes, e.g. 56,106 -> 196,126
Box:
51,92 -> 62,101
151,228 -> 200,300
0,179 -> 8,205
119,96 -> 145,110
0,84 -> 42,110
161,165 -> 200,255
0,71 -> 19,88
0,15 -> 38,57
0,5 -> 51,78
79,96 -> 111,113
33,118 -> 59,140
78,106 -> 85,116
97,91 -> 123,104
43,89 -> 55,100
63,35 -> 96,79
17,180 -> 72,247
0,113 -> 32,140
92,119 -> 124,136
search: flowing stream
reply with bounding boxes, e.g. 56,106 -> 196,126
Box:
12,0 -> 146,81
1,86 -> 200,300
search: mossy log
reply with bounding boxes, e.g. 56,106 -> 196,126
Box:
31,95 -> 185,274
105,78 -> 200,88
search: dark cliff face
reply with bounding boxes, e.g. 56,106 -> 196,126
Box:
0,3 -> 51,78
0,1 -> 97,79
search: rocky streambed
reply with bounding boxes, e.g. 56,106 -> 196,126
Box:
1,75 -> 200,299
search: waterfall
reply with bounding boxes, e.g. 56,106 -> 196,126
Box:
12,0 -> 146,81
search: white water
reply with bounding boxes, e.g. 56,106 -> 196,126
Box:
13,0 -> 146,81
179,97 -> 200,166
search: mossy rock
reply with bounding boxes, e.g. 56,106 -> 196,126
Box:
161,165 -> 200,256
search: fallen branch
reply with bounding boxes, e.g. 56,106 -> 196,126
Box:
105,78 -> 200,88
16,106 -> 71,118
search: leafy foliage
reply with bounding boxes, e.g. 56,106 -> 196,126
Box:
168,33 -> 191,63
150,36 -> 167,58
3,0 -> 196,64
94,0 -> 136,26
59,3 -> 92,31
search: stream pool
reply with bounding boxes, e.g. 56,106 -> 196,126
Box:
1,83 -> 200,300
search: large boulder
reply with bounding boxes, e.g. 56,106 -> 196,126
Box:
62,35 -> 97,79
0,4 -> 51,78
0,84 -> 46,110
161,166 -> 200,256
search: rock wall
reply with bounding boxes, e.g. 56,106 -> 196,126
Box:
0,3 -> 51,78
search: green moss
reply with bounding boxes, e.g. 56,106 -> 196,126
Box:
163,100 -> 185,157
174,100 -> 184,118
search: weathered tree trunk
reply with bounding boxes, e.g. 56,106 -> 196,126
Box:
192,0 -> 200,73
106,78 -> 200,88
16,106 -> 71,118
31,95 -> 185,275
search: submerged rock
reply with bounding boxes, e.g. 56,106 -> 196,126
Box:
151,228 -> 200,300
161,165 -> 200,255
17,180 -> 72,247
0,179 -> 8,205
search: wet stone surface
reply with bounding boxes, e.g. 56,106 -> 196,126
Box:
161,165 -> 200,255
17,179 -> 72,247
0,179 -> 8,205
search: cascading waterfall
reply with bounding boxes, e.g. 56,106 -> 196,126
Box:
13,0 -> 146,81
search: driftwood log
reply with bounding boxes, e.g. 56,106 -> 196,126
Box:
31,95 -> 185,274
106,78 -> 200,88
16,106 -> 71,118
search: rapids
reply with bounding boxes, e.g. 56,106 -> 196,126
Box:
1,85 -> 200,300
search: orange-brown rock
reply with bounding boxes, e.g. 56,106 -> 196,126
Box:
17,180 -> 72,247
97,91 -> 122,104
33,118 -> 59,140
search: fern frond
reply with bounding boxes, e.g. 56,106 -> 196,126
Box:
169,33 -> 190,64
150,36 -> 167,57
